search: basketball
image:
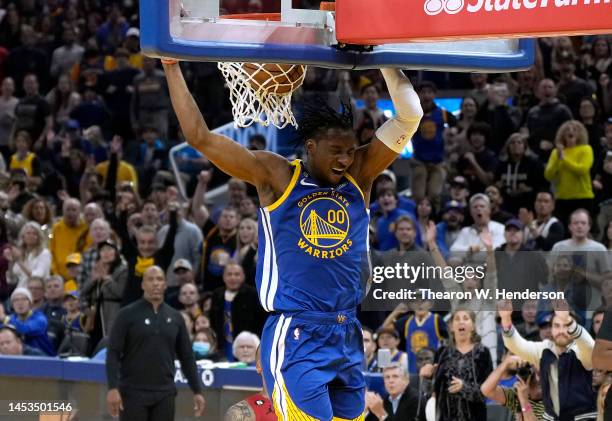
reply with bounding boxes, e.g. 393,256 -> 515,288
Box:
242,63 -> 306,95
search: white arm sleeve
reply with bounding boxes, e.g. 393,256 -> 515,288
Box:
568,320 -> 595,370
502,325 -> 548,368
376,68 -> 423,153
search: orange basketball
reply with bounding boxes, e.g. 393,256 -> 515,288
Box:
242,63 -> 306,95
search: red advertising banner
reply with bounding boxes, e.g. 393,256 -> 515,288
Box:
336,0 -> 612,44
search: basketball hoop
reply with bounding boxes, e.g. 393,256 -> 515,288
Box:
218,13 -> 307,129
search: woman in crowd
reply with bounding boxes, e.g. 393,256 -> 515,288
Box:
577,97 -> 604,156
583,37 -> 612,83
81,239 -> 127,355
21,197 -> 55,240
234,217 -> 257,286
5,221 -> 51,288
192,327 -> 220,362
46,75 -> 81,131
495,132 -> 546,214
544,120 -> 594,227
420,309 -> 493,421
194,314 -> 211,333
416,197 -> 434,242
232,331 -> 259,366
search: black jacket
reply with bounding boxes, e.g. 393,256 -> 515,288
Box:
106,298 -> 201,393
209,284 -> 266,354
365,387 -> 420,421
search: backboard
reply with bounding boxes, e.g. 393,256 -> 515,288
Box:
141,0 -> 536,71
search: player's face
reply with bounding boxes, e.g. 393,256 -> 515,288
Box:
308,129 -> 357,186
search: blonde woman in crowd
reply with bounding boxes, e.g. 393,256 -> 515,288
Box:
5,221 -> 51,288
21,197 -> 54,240
544,120 -> 594,226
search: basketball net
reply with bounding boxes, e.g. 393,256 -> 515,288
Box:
217,62 -> 306,129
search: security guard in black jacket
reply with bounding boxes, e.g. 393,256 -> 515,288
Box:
106,265 -> 206,420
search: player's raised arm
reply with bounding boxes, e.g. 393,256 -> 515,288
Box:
162,61 -> 284,187
353,68 -> 423,187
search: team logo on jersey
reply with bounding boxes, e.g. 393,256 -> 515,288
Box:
410,331 -> 430,352
297,193 -> 353,259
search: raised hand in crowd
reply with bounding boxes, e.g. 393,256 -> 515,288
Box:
497,299 -> 513,327
197,170 -> 212,186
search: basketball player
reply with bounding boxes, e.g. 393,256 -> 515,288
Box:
163,59 -> 422,420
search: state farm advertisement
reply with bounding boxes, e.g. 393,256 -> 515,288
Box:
336,0 -> 612,43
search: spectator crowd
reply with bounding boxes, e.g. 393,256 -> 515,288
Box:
0,0 -> 611,419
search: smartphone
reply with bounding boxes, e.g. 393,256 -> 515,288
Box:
377,348 -> 391,368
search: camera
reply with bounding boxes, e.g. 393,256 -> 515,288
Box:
516,363 -> 534,382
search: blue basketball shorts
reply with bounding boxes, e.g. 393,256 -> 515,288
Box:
260,309 -> 366,421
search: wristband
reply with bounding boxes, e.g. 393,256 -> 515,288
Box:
375,119 -> 415,153
521,403 -> 532,413
161,58 -> 179,65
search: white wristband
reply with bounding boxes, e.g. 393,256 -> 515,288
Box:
375,118 -> 414,153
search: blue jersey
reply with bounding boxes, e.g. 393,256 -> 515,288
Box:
256,160 -> 370,313
396,312 -> 444,374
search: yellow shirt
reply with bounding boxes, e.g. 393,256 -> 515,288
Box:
95,160 -> 139,191
50,219 -> 90,280
10,152 -> 36,176
104,53 -> 143,71
544,144 -> 594,200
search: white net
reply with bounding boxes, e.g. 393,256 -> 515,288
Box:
217,62 -> 307,129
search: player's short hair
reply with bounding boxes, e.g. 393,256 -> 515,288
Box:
296,98 -> 354,143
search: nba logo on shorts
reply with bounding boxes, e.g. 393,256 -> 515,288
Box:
424,0 -> 465,15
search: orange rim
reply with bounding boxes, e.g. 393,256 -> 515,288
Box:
320,2 -> 336,11
220,12 -> 281,21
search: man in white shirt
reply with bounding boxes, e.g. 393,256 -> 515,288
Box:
450,193 -> 506,254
